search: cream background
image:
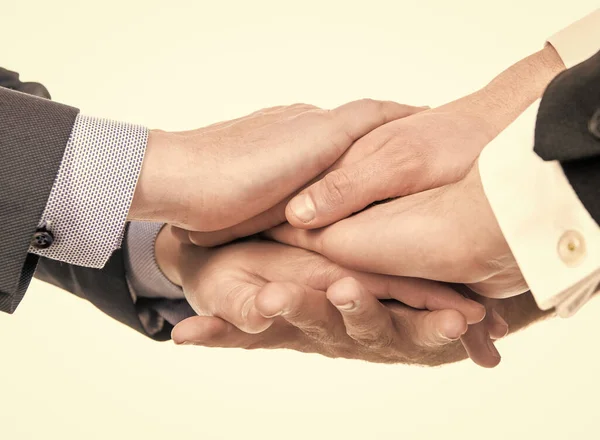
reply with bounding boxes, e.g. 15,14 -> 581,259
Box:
1,1 -> 598,439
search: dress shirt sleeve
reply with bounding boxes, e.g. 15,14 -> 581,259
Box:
123,222 -> 194,333
479,102 -> 600,317
479,9 -> 600,317
29,114 -> 148,268
547,8 -> 600,69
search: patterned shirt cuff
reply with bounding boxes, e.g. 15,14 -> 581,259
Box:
29,114 -> 148,268
124,222 -> 189,335
124,221 -> 185,301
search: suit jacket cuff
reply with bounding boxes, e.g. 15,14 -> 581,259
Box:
0,88 -> 79,313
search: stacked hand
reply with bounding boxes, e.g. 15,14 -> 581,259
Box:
156,226 -> 506,367
143,44 -> 565,368
130,99 -> 424,232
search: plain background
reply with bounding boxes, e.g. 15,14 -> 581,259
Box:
1,1 -> 598,439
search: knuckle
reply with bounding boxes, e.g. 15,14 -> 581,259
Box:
300,322 -> 338,345
320,170 -> 353,208
356,98 -> 380,110
302,254 -> 343,287
347,319 -> 395,350
290,103 -> 318,110
352,329 -> 395,350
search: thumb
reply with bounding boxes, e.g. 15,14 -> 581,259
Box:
285,156 -> 391,228
286,101 -> 427,229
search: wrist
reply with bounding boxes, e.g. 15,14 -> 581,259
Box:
129,129 -> 187,224
155,225 -> 212,288
453,45 -> 565,141
480,45 -> 565,121
496,44 -> 564,99
154,225 -> 185,286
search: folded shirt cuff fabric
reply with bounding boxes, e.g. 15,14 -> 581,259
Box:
479,9 -> 600,316
479,102 -> 600,317
29,114 -> 148,268
547,8 -> 600,69
124,221 -> 185,300
124,222 -> 192,334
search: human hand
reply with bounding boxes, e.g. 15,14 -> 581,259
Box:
282,45 -> 565,230
456,285 -> 552,362
171,275 -> 514,368
129,100 -> 424,232
185,45 -> 565,246
266,163 -> 526,299
156,225 -> 485,333
155,226 -> 506,367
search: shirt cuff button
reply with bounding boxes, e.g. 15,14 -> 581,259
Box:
558,230 -> 586,267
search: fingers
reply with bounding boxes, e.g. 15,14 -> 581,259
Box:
459,320 -> 501,368
172,316 -> 247,347
254,282 -> 346,344
191,281 -> 274,335
354,275 -> 486,325
390,305 -> 469,348
326,277 -> 398,349
489,309 -> 509,340
286,101 -> 426,229
286,155 -> 393,228
171,315 -> 303,349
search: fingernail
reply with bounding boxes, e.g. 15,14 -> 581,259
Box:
486,338 -> 501,359
418,105 -> 431,110
492,309 -> 508,327
439,327 -> 464,341
335,300 -> 359,312
261,310 -> 283,318
241,296 -> 256,319
289,194 -> 316,223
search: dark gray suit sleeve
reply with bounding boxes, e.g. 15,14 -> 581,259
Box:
0,87 -> 79,312
534,50 -> 600,224
34,243 -> 173,341
0,73 -> 168,341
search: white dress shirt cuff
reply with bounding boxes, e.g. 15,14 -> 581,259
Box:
29,114 -> 148,268
547,8 -> 600,69
479,102 -> 600,317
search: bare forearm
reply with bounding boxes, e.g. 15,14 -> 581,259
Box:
477,44 -> 565,129
435,44 -> 566,142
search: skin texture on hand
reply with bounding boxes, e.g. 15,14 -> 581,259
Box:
283,45 -> 566,230
266,163 -> 528,299
172,279 -> 548,368
128,100 -> 424,232
156,225 -> 485,333
184,45 -> 565,247
156,226 -> 506,367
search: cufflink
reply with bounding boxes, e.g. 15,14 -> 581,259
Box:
557,230 -> 586,267
31,221 -> 55,250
